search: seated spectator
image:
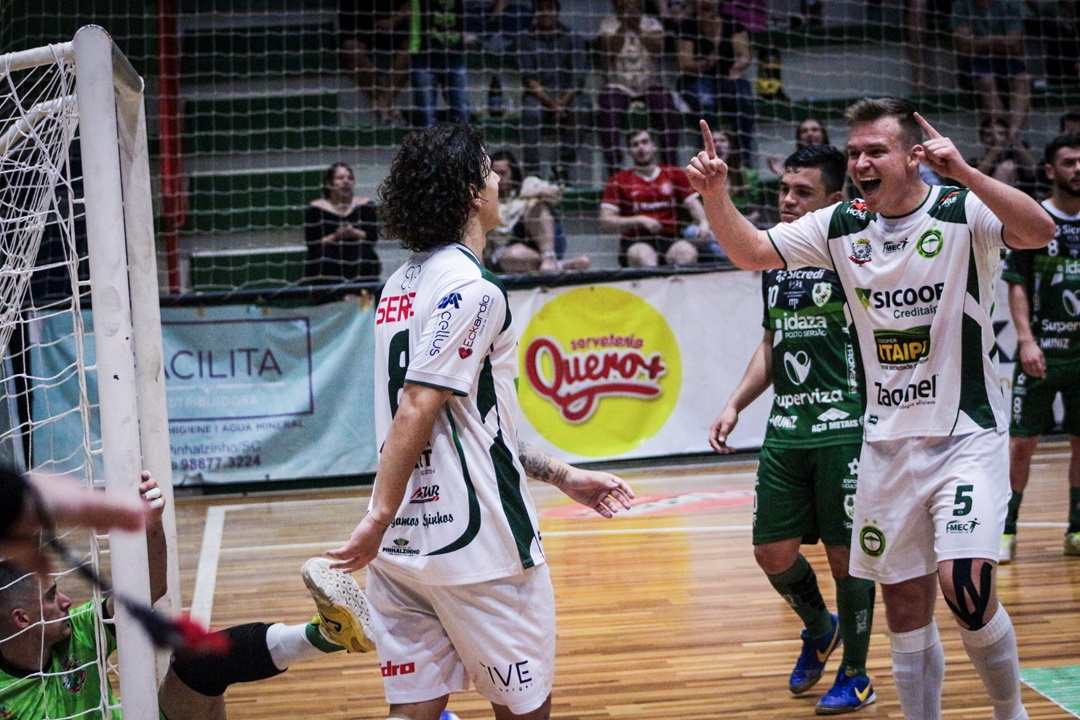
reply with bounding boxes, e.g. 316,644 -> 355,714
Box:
596,0 -> 683,179
410,0 -> 470,126
339,0 -> 410,123
766,117 -> 830,176
486,150 -> 591,273
304,163 -> 381,284
675,0 -> 756,166
970,116 -> 1037,194
599,129 -> 719,267
517,0 -> 592,186
953,0 -> 1032,138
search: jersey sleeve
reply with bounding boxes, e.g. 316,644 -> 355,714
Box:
406,276 -> 508,396
966,191 -> 1007,252
766,209 -> 834,270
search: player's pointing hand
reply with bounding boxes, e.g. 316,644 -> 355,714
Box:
913,111 -> 970,180
687,119 -> 730,196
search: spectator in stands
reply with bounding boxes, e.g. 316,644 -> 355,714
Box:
410,0 -> 471,126
712,126 -> 762,224
1061,111 -> 1080,136
596,0 -> 684,179
970,116 -> 1037,195
651,0 -> 696,52
1025,0 -> 1080,85
463,0 -> 533,51
953,0 -> 1032,139
339,0 -> 410,123
486,150 -> 591,273
676,0 -> 756,166
600,129 -> 718,266
304,163 -> 381,284
905,0 -> 953,93
517,0 -> 591,186
766,117 -> 831,176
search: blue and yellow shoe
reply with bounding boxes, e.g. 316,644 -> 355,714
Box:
815,665 -> 876,715
789,613 -> 841,694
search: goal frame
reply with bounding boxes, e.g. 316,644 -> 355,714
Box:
3,24 -> 175,720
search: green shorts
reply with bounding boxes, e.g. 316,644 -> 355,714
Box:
753,443 -> 862,547
1009,362 -> 1080,437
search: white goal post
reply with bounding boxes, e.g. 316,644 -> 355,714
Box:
1,25 -> 175,720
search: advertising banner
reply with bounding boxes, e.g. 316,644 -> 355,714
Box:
508,272 -> 772,463
31,299 -> 378,484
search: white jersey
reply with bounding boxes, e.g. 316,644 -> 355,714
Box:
372,244 -> 544,585
768,185 -> 1008,441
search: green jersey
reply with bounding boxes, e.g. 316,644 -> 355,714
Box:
762,268 -> 864,447
0,601 -> 121,720
1002,200 -> 1080,366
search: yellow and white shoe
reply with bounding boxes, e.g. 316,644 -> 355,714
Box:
301,557 -> 376,653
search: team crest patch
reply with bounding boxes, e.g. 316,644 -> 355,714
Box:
60,655 -> 87,693
812,282 -> 832,307
849,238 -> 872,265
859,525 -> 885,557
917,229 -> 943,258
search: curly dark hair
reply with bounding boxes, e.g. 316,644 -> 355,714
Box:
379,122 -> 488,252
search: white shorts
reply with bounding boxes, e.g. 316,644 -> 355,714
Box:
849,428 -> 1009,585
366,562 -> 555,714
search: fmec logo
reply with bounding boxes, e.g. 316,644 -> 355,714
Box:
519,287 -> 681,457
946,518 -> 981,534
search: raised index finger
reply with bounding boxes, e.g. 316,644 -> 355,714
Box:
913,112 -> 942,140
699,119 -> 716,159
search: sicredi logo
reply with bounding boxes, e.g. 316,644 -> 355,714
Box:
518,287 -> 681,457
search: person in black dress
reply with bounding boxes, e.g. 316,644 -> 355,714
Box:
304,163 -> 381,284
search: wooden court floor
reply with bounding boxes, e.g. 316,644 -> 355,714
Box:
169,442 -> 1080,720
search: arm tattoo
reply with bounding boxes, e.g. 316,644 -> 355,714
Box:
518,441 -> 568,487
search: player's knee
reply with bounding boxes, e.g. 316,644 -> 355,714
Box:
941,558 -> 996,630
753,543 -> 798,575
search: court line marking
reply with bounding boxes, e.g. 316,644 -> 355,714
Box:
190,506 -> 225,626
190,497 -> 1068,621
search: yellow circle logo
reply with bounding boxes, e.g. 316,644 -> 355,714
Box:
518,286 -> 681,457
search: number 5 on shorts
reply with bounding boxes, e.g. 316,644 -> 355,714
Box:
953,484 -> 974,516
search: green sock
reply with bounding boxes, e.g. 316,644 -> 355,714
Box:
1004,490 -> 1023,535
835,574 -> 875,675
766,554 -> 832,638
1068,486 -> 1080,533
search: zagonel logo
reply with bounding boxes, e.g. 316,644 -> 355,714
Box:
518,286 -> 681,457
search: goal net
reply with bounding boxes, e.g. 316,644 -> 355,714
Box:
0,26 -> 172,720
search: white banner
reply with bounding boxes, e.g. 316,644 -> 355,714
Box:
508,271 -> 773,463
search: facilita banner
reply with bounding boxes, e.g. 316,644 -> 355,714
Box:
30,299 -> 378,484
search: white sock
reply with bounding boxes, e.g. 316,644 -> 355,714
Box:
890,621 -> 945,720
959,607 -> 1028,720
264,622 -> 328,671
